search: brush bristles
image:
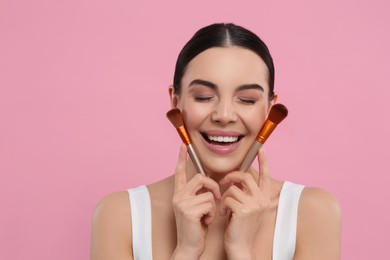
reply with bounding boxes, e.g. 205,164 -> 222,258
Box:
166,108 -> 184,128
268,104 -> 288,125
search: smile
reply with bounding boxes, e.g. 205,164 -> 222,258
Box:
200,131 -> 244,154
201,133 -> 243,144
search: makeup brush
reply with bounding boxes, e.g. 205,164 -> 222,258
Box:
239,103 -> 288,172
167,108 -> 206,176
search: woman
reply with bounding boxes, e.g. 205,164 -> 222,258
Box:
90,23 -> 341,260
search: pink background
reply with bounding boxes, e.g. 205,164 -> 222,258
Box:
1,0 -> 389,259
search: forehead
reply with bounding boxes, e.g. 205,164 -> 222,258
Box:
182,46 -> 269,91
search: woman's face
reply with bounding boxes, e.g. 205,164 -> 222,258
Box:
173,46 -> 274,175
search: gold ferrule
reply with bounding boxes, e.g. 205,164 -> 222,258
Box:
256,120 -> 277,144
177,125 -> 191,146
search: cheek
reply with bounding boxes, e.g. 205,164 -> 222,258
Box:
180,101 -> 211,131
240,106 -> 268,133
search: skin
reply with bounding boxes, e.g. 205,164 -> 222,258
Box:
90,47 -> 341,260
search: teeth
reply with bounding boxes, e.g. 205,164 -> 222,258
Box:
208,135 -> 238,143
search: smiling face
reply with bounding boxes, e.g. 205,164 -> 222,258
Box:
172,46 -> 274,176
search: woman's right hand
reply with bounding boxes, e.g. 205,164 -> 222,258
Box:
171,145 -> 221,260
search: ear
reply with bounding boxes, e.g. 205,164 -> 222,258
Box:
272,94 -> 278,104
268,94 -> 278,112
168,85 -> 179,108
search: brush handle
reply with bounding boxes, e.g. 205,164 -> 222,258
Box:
187,144 -> 206,176
239,141 -> 263,172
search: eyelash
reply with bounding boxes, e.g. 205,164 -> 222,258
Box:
193,96 -> 257,104
194,96 -> 213,102
239,98 -> 256,104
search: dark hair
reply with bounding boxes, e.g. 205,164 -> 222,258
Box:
173,23 -> 275,100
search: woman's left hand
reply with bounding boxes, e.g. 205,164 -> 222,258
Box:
219,148 -> 271,259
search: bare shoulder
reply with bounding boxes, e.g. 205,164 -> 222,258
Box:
294,187 -> 341,260
299,187 -> 341,216
91,191 -> 133,260
94,190 -> 130,211
147,175 -> 175,200
92,191 -> 131,228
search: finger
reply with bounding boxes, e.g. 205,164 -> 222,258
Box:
257,148 -> 271,195
177,191 -> 217,223
200,193 -> 217,225
219,171 -> 259,196
220,184 -> 256,215
193,202 -> 215,224
220,196 -> 242,216
184,173 -> 221,199
174,144 -> 188,192
220,184 -> 249,206
182,191 -> 215,208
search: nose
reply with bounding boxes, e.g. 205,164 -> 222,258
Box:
211,99 -> 238,124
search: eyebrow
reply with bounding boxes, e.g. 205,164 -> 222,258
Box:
188,79 -> 264,92
237,84 -> 264,92
188,79 -> 217,90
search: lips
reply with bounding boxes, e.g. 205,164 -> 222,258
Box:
200,130 -> 244,154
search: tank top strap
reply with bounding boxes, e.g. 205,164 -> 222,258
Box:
272,181 -> 305,260
127,185 -> 153,260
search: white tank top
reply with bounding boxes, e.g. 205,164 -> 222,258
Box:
128,181 -> 304,260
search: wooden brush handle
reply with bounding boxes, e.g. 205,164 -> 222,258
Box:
187,144 -> 206,176
239,141 -> 262,172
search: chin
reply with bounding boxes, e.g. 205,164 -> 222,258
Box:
202,158 -> 240,176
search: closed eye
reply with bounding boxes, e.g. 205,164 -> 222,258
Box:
239,98 -> 256,104
194,96 -> 213,102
